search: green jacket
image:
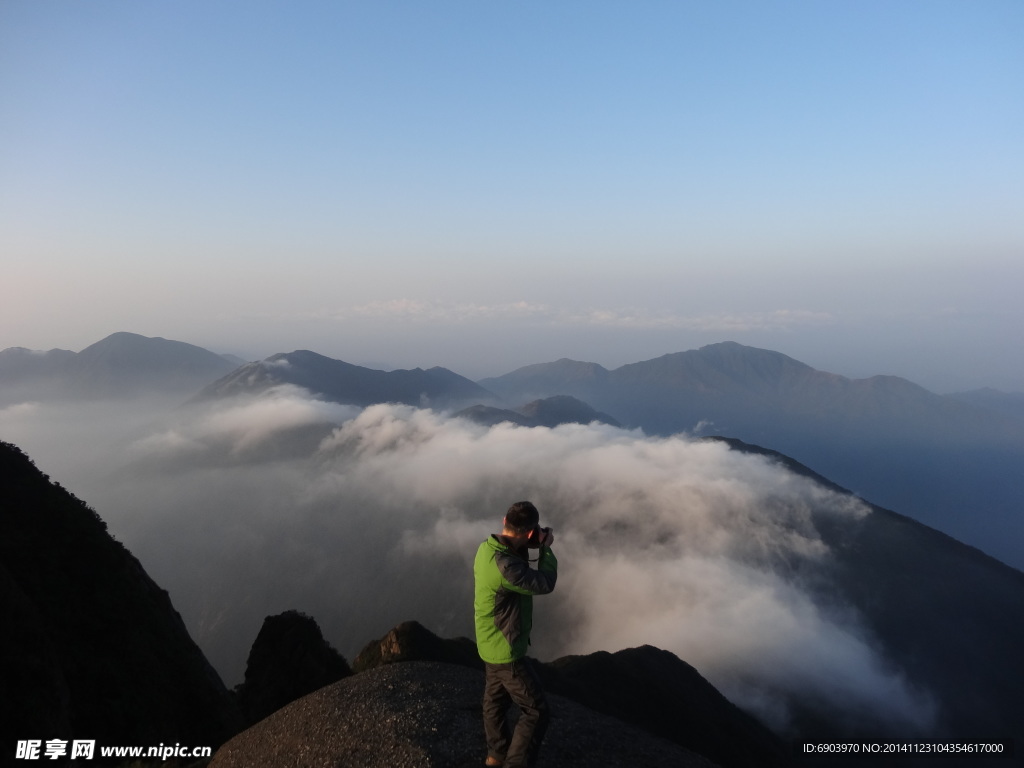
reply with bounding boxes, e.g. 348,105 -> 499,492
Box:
474,534 -> 558,664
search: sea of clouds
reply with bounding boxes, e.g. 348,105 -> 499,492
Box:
1,386 -> 935,735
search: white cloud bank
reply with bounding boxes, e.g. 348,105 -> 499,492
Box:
2,390 -> 934,735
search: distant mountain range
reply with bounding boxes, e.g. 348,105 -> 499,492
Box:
194,349 -> 493,410
0,332 -> 239,404
479,341 -> 1021,443
480,342 -> 1024,570
3,332 -> 1022,569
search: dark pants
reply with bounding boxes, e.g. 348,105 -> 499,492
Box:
482,658 -> 550,768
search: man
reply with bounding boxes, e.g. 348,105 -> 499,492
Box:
474,501 -> 558,768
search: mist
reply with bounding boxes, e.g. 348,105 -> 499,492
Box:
0,387 -> 935,737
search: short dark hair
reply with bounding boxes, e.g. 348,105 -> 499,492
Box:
505,501 -> 540,534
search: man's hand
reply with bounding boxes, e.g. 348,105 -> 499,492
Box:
539,527 -> 555,548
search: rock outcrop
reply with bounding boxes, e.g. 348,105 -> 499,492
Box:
236,610 -> 352,726
210,661 -> 720,768
349,621 -> 786,768
353,620 -> 481,673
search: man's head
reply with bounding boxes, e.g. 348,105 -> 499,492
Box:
503,500 -> 540,543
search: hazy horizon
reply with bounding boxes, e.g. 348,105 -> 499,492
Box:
3,2 -> 1022,393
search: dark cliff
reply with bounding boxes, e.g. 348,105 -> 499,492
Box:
0,441 -> 242,755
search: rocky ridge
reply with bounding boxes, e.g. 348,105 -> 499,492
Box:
210,661 -> 720,768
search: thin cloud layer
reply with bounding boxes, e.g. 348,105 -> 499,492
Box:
324,298 -> 834,333
562,307 -> 835,332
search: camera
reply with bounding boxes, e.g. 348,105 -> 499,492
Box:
527,526 -> 552,549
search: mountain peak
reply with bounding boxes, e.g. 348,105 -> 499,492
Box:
199,350 -> 495,409
0,332 -> 237,402
517,394 -> 621,428
615,342 -> 814,389
454,395 -> 621,429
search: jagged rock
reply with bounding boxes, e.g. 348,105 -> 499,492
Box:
353,620 -> 481,673
210,661 -> 720,768
0,441 -> 242,751
237,610 -> 352,725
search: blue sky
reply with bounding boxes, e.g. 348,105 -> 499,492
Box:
2,1 -> 1022,391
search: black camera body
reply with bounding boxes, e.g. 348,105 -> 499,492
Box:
527,526 -> 552,549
